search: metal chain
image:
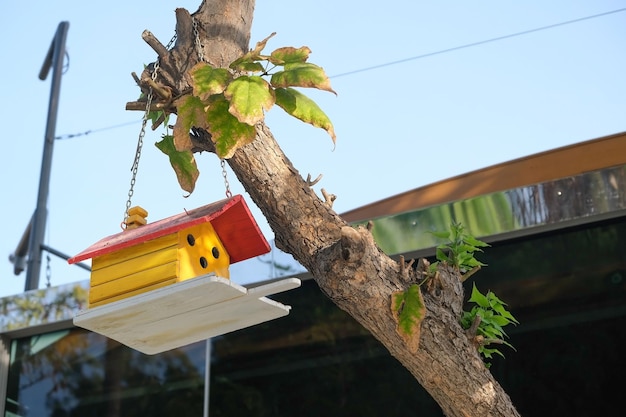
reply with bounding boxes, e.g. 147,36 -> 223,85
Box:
221,159 -> 232,198
45,253 -> 51,288
122,33 -> 177,229
122,71 -> 156,229
165,32 -> 178,51
193,17 -> 232,199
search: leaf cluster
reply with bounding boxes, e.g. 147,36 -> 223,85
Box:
429,221 -> 489,276
461,283 -> 519,366
428,222 -> 517,365
159,33 -> 336,194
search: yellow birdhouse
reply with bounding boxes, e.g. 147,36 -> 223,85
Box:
69,195 -> 269,308
68,195 -> 301,354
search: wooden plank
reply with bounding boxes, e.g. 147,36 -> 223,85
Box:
89,261 -> 178,304
74,275 -> 301,354
91,246 -> 178,286
89,278 -> 178,308
92,234 -> 178,271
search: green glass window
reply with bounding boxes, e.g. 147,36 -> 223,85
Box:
5,328 -> 205,417
209,279 -> 441,417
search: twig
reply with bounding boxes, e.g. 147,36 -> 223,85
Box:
321,188 -> 336,208
476,336 -> 505,346
467,314 -> 482,338
125,101 -> 170,111
398,255 -> 415,282
131,72 -> 142,86
144,78 -> 173,102
461,265 -> 481,282
142,30 -> 169,58
306,173 -> 322,187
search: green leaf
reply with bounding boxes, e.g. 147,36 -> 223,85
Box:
271,62 -> 336,94
147,110 -> 169,128
230,32 -> 276,72
275,87 -> 336,143
172,95 -> 209,152
488,315 -> 514,327
468,283 -> 490,308
492,305 -> 519,325
190,63 -> 232,101
457,243 -> 483,254
465,234 -> 490,248
155,135 -> 199,195
429,230 -> 450,239
235,61 -> 266,73
205,95 -> 257,159
269,46 -> 311,65
391,284 -> 425,352
486,291 -> 507,307
456,252 -> 475,266
435,247 -> 450,263
224,75 -> 275,125
428,261 -> 440,275
459,255 -> 485,269
480,346 -> 504,359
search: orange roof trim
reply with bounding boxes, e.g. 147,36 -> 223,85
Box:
342,131 -> 626,223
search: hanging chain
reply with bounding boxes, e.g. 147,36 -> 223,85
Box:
122,69 -> 156,229
193,17 -> 232,199
221,160 -> 232,198
45,253 -> 51,288
121,33 -> 178,229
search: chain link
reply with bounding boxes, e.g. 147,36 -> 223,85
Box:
165,32 -> 178,50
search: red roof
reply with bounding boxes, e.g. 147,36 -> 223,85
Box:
68,195 -> 270,265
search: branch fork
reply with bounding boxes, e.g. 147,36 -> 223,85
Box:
466,314 -> 505,348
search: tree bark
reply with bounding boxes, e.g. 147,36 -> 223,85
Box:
130,2 -> 521,416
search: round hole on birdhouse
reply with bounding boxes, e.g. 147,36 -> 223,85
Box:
187,234 -> 196,246
199,257 -> 208,269
212,247 -> 220,259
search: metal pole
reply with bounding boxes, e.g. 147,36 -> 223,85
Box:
204,339 -> 211,417
40,244 -> 91,272
25,21 -> 69,291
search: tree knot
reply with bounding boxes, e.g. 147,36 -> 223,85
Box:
339,225 -> 367,263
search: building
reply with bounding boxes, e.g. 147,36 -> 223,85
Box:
2,131 -> 626,416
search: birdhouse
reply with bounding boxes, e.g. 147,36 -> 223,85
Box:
69,194 -> 270,307
68,195 -> 301,354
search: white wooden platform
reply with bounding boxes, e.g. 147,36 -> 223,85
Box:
73,275 -> 301,355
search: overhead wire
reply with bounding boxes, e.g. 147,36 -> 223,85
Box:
55,120 -> 140,140
55,7 -> 626,139
331,7 -> 626,78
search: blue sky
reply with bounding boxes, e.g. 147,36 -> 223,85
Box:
2,1 -> 625,297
